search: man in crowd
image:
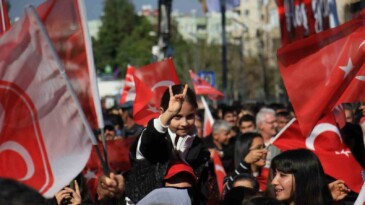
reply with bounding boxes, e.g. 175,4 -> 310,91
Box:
203,120 -> 235,174
238,114 -> 256,134
118,101 -> 144,139
256,108 -> 281,169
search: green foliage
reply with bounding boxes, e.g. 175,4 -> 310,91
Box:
116,17 -> 154,68
93,0 -> 154,76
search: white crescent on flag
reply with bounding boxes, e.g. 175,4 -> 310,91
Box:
0,141 -> 35,181
305,123 -> 341,151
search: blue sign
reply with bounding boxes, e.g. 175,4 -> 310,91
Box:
198,71 -> 216,87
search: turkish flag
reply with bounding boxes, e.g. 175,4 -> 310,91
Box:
83,138 -> 134,199
212,151 -> 227,196
0,7 -> 92,197
119,65 -> 136,104
278,10 -> 365,137
271,115 -> 363,193
201,97 -> 214,137
36,0 -> 103,130
189,70 -> 224,101
0,0 -> 10,34
133,58 -> 180,126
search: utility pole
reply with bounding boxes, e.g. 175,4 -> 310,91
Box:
153,0 -> 172,61
220,0 -> 228,98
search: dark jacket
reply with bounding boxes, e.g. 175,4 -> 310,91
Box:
124,118 -> 210,204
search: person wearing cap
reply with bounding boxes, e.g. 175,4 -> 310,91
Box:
136,162 -> 199,205
118,101 -> 144,139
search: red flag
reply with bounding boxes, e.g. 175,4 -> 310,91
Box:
0,0 -> 10,34
201,97 -> 214,137
189,70 -> 224,101
0,7 -> 92,197
119,65 -> 136,104
212,151 -> 226,197
133,58 -> 180,126
276,0 -> 330,46
278,10 -> 365,136
271,115 -> 363,193
84,138 -> 134,199
36,0 -> 103,130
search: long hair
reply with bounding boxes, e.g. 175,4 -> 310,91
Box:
234,132 -> 262,169
160,84 -> 198,111
267,149 -> 332,205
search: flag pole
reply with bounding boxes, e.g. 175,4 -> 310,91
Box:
0,0 -> 11,32
77,0 -> 110,174
27,6 -> 110,174
354,181 -> 365,205
220,0 -> 228,99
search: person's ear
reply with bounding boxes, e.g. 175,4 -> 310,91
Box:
160,107 -> 164,114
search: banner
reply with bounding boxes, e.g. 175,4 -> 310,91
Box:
277,0 -> 333,46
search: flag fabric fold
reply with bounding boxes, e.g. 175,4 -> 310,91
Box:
36,0 -> 103,130
133,58 -> 180,126
0,6 -> 92,197
190,70 -> 224,101
278,10 -> 365,136
119,65 -> 136,104
271,115 -> 363,193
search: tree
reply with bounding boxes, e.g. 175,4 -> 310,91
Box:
116,17 -> 155,69
93,0 -> 134,72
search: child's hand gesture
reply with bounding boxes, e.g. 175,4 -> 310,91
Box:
167,84 -> 188,115
160,84 -> 188,126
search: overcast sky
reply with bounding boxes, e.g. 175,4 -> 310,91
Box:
8,0 -> 203,21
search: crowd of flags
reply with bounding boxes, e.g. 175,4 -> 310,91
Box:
1,0 -> 365,202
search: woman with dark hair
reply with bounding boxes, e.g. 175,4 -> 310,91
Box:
267,149 -> 348,205
226,132 -> 267,191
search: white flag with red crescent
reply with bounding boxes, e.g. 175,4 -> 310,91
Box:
0,7 -> 92,197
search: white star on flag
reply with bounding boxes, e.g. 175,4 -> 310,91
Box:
84,169 -> 97,182
335,149 -> 351,157
355,76 -> 365,81
339,58 -> 353,78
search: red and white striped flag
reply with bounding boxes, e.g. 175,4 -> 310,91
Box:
0,0 -> 10,34
119,65 -> 136,104
201,97 -> 214,137
0,6 -> 93,197
36,0 -> 104,130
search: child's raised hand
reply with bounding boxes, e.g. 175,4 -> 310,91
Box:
166,84 -> 188,115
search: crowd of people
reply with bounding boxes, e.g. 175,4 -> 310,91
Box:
2,84 -> 365,205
